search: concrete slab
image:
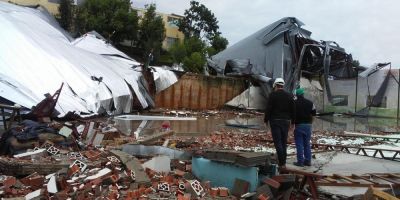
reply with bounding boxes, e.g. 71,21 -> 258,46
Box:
142,155 -> 171,173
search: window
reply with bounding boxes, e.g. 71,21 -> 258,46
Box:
166,37 -> 178,48
367,95 -> 387,108
167,16 -> 179,27
332,95 -> 348,106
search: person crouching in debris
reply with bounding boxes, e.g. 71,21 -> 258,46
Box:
264,78 -> 296,168
293,88 -> 316,167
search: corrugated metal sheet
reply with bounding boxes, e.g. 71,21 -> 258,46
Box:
155,73 -> 247,110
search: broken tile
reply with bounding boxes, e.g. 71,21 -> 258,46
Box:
47,175 -> 58,194
25,189 -> 41,200
59,126 -> 73,138
85,168 -> 111,181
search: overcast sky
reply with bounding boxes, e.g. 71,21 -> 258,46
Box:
133,0 -> 399,67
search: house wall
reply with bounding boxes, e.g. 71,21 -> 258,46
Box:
4,0 -> 60,14
134,7 -> 185,50
323,69 -> 400,118
161,14 -> 185,50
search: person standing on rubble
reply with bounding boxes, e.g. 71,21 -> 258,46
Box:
264,78 -> 296,168
293,88 -> 316,167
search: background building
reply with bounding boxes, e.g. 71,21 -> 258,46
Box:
3,0 -> 60,14
3,0 -> 84,15
324,68 -> 400,118
134,7 -> 185,50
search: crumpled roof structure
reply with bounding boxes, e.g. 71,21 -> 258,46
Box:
209,17 -> 357,101
0,2 -> 152,116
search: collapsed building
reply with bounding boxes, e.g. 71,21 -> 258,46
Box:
326,63 -> 400,118
0,2 -> 179,117
208,17 -> 358,110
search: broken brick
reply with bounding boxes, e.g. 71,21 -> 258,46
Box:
68,164 -> 80,177
263,178 -> 281,189
271,175 -> 295,191
258,193 -> 270,200
83,150 -> 101,161
20,173 -> 44,190
232,178 -> 250,197
210,188 -> 219,197
1,176 -> 16,188
219,187 -> 229,197
185,164 -> 192,172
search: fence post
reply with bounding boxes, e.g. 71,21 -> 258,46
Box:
397,69 -> 400,123
355,71 -> 358,113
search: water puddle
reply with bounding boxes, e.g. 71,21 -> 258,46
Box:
114,113 -> 400,138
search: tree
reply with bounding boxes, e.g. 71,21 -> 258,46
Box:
169,42 -> 187,64
76,0 -> 138,44
178,1 -> 220,42
138,4 -> 166,64
184,36 -> 205,55
58,0 -> 73,32
172,1 -> 229,73
211,35 -> 228,54
183,52 -> 206,73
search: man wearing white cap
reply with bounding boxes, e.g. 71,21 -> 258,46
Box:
264,78 -> 296,168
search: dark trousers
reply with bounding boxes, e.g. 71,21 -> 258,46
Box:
294,124 -> 312,164
269,119 -> 290,166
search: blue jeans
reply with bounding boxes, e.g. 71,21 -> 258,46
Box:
294,124 -> 312,164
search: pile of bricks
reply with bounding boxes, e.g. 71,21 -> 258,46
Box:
256,174 -> 296,200
0,145 -> 238,199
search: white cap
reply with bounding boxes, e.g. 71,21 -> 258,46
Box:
273,78 -> 285,88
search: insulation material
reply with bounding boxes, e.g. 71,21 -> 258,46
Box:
0,2 -> 151,116
151,67 -> 178,93
226,86 -> 267,110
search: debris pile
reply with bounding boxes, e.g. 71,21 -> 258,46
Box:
0,111 -> 399,199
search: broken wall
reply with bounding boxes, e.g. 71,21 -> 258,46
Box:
155,73 -> 247,110
324,69 -> 400,118
0,2 -> 152,116
300,78 -> 324,112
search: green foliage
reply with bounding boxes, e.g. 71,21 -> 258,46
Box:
178,1 -> 220,42
169,37 -> 208,73
183,52 -> 206,73
172,1 -> 228,73
158,54 -> 174,66
138,4 -> 166,64
206,46 -> 217,57
169,42 -> 187,64
211,35 -> 228,53
76,0 -> 138,43
58,0 -> 73,32
184,37 -> 205,55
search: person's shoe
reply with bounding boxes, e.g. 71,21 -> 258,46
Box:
304,160 -> 311,166
293,162 -> 304,167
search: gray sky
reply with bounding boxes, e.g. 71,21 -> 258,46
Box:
133,0 -> 400,67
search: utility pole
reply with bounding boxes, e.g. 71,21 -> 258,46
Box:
355,68 -> 358,113
397,68 -> 400,124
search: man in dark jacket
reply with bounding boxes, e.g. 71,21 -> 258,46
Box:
293,88 -> 316,167
264,78 -> 296,168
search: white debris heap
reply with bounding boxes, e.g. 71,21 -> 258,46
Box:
0,2 -> 165,116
